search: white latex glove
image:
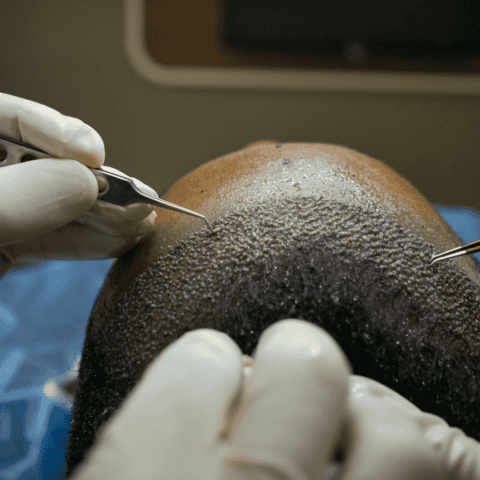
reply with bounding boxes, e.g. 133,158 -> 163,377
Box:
344,375 -> 480,479
72,319 -> 351,480
71,319 -> 480,480
0,93 -> 157,277
73,320 -> 464,480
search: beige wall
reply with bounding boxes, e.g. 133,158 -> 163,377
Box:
1,0 -> 480,208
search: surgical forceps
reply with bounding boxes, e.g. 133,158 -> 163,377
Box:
430,239 -> 480,265
0,134 -> 210,228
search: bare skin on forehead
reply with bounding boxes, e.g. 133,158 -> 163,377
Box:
98,141 -> 479,314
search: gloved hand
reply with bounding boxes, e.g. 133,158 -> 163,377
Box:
0,93 -> 157,277
71,319 -> 479,480
345,375 -> 480,479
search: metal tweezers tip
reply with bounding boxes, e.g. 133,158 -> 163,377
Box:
429,238 -> 480,265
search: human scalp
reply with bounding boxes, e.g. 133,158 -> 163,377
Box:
66,196 -> 480,475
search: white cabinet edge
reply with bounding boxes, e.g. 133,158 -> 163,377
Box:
124,0 -> 480,95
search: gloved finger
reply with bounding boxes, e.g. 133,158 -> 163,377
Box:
2,221 -> 142,268
225,319 -> 351,480
352,377 -> 480,479
0,93 -> 104,167
424,421 -> 480,479
74,329 -> 244,480
355,375 -> 480,480
349,375 -> 424,417
347,375 -> 457,436
341,375 -> 441,480
76,209 -> 157,238
0,159 -> 98,246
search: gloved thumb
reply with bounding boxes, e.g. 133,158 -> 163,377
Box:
0,159 -> 98,246
425,420 -> 480,479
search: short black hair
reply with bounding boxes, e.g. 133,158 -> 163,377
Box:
66,196 -> 480,476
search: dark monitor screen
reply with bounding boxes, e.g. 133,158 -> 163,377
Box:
225,0 -> 480,68
145,0 -> 480,72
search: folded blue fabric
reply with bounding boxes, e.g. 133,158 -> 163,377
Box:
0,206 -> 479,479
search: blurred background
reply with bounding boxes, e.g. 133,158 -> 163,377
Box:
1,2 -> 480,478
1,0 -> 480,207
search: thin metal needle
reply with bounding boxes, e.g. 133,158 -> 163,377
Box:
148,195 -> 212,230
430,238 -> 480,265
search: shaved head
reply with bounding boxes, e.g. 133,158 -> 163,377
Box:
66,143 -> 480,476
